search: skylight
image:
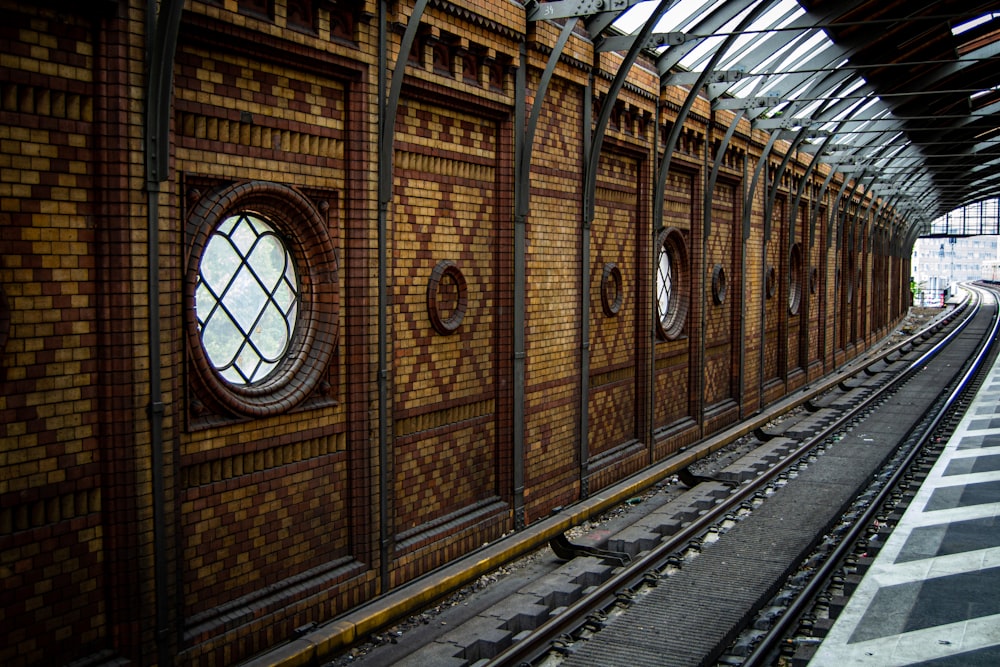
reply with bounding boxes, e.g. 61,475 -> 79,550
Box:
952,13 -> 999,36
612,0 -> 842,101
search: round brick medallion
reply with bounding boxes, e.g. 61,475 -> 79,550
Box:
427,260 -> 467,335
601,262 -> 623,317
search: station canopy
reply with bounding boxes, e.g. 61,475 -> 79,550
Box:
533,0 -> 1000,237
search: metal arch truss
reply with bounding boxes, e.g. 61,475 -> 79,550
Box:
525,0 -> 1000,246
519,0 -> 1000,495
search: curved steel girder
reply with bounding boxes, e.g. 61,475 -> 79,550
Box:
790,107 -> 902,248
145,0 -> 184,185
855,176 -> 882,244
816,126 -> 912,213
585,0 -> 649,36
888,39 -> 1000,114
686,2 -> 801,75
708,103 -> 752,240
750,73 -> 871,241
518,18 -> 578,218
380,0 -> 430,205
869,197 -> 892,245
527,0 -> 683,498
709,0 -> 871,104
654,0 -> 757,77
792,134 -> 835,248
833,174 -> 872,254
705,12 -> 822,239
904,223 -> 925,257
760,73 -> 869,244
767,84 -> 891,138
810,113 -> 916,228
653,2 -> 771,241
811,52 -> 1000,217
702,7 -> 865,242
741,48 -> 880,228
704,25 -> 824,240
585,0 -> 681,224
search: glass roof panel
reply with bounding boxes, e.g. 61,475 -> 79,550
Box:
563,0 -> 1000,233
952,13 -> 998,36
615,0 -> 848,101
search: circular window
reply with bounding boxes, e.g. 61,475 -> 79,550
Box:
185,181 -> 338,418
765,265 -> 777,299
427,260 -> 467,335
788,243 -> 803,315
655,228 -> 689,340
601,262 -> 623,317
196,214 -> 298,384
711,264 -> 727,305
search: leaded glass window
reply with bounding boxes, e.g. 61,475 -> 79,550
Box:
195,213 -> 299,384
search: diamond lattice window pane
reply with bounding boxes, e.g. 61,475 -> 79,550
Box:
201,236 -> 241,294
201,310 -> 242,367
657,246 -> 673,320
195,213 -> 299,385
254,304 -> 290,360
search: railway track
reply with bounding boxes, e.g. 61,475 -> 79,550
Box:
321,288 -> 998,667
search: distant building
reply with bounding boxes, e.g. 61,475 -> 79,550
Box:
911,235 -> 999,297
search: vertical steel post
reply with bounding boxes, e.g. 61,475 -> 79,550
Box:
580,76 -> 592,497
377,0 -> 390,595
377,0 -> 429,587
144,0 -> 183,663
513,42 -> 527,527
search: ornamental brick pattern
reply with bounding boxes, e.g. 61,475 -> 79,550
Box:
0,6 -> 109,666
704,180 -> 740,413
588,151 -> 641,472
389,94 -> 511,575
523,72 -> 585,519
654,168 -> 696,433
0,1 -> 912,665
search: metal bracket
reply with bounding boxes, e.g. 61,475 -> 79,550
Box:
599,31 -> 691,52
677,466 -> 740,488
714,95 -> 784,111
549,532 -> 631,566
527,0 -> 632,21
666,68 -> 747,87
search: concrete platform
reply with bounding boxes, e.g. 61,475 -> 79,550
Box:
809,355 -> 1000,666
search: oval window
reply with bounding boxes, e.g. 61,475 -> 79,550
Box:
185,181 -> 338,418
655,228 -> 689,340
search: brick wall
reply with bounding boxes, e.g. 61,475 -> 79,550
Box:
389,92 -> 511,581
587,149 -> 644,483
654,167 -> 696,435
523,71 -> 585,520
0,1 -> 913,665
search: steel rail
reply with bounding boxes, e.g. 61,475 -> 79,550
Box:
487,291 -> 983,666
742,284 -> 1000,666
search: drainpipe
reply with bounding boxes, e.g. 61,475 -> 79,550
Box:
377,0 -> 390,595
580,76 -> 592,497
648,102 -> 661,458
739,128 -> 748,418
144,0 -> 183,663
512,43 -> 527,528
